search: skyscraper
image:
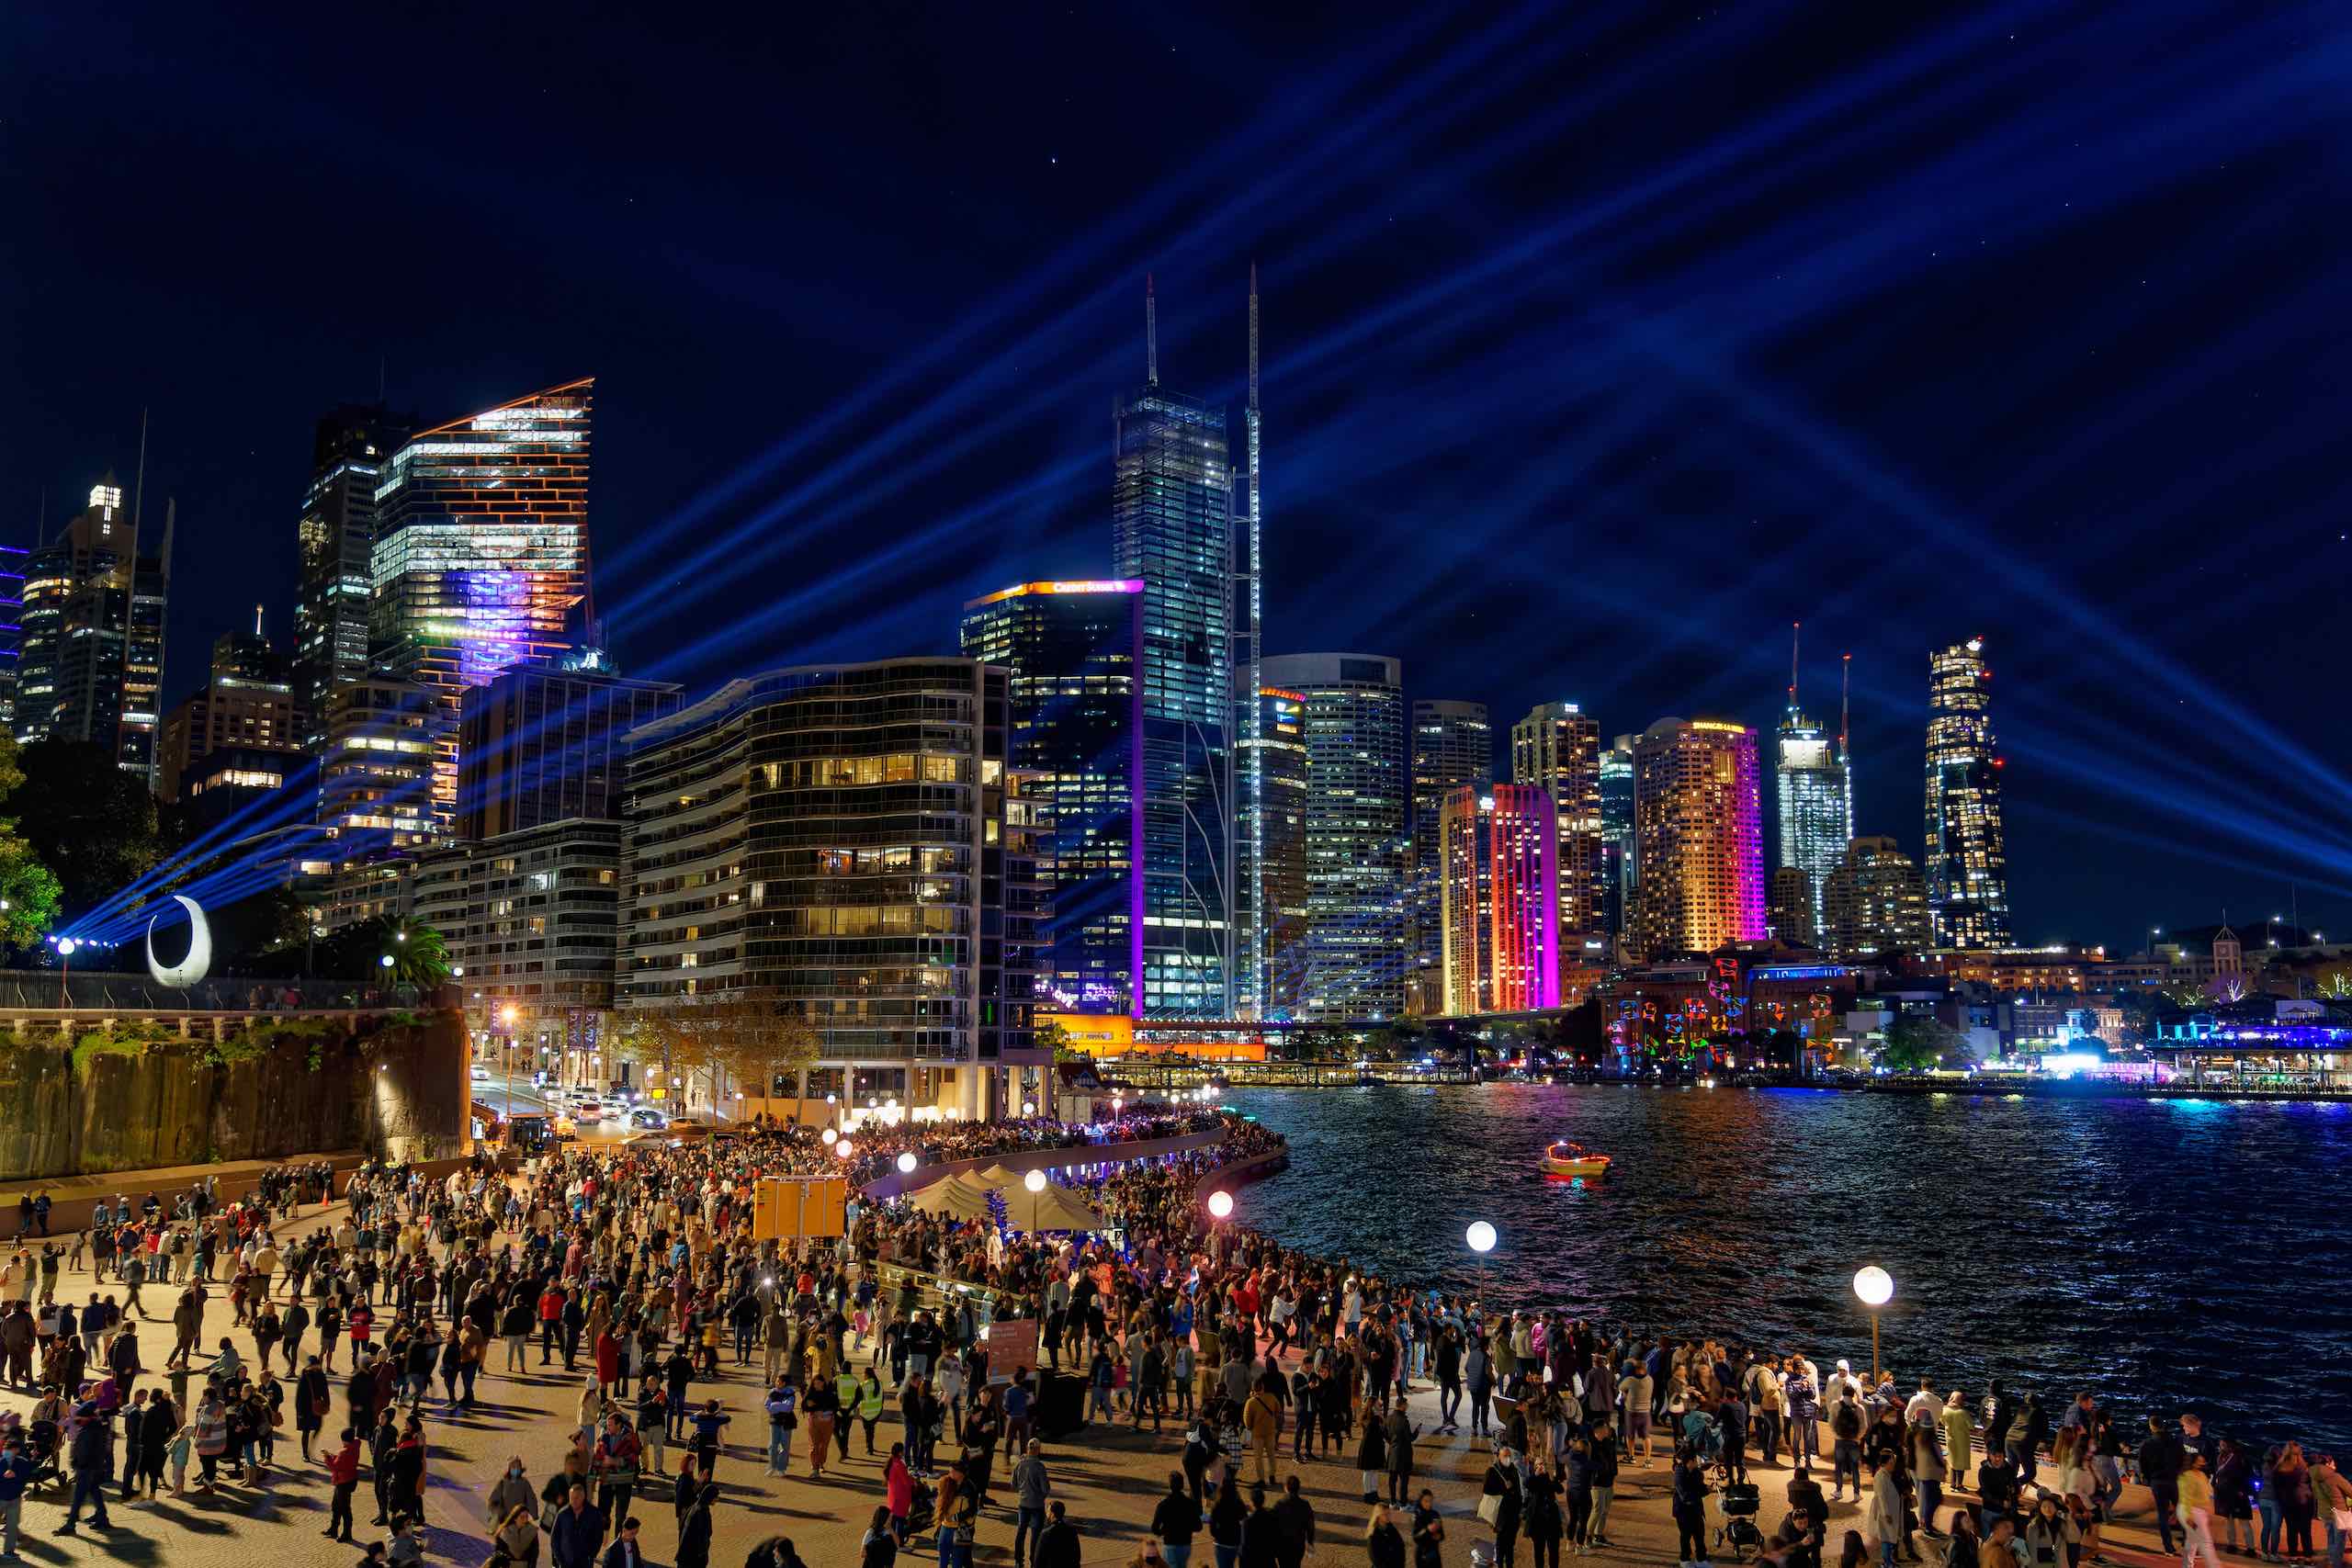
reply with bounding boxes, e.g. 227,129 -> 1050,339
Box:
1408,700 -> 1491,1016
1923,637 -> 2011,946
1600,733 -> 1635,944
1823,835 -> 1931,958
1114,287 -> 1231,1016
1768,865 -> 1816,946
371,377 -> 594,835
1438,783 -> 1559,1015
0,545 -> 26,733
17,478 -> 172,781
295,402 -> 413,752
1630,717 -> 1766,960
1250,685 -> 1311,1019
1261,653 -> 1408,1021
1776,712 -> 1849,932
1230,267 -> 1267,1019
159,620 -> 302,802
962,579 -> 1144,1014
1511,702 -> 1605,962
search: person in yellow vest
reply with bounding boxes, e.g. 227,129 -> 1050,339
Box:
835,1367 -> 863,1464
856,1370 -> 888,1456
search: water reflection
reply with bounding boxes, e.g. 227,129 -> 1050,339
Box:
1220,1081 -> 2352,1452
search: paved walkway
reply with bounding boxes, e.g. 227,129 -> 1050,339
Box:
0,1197 -> 2207,1568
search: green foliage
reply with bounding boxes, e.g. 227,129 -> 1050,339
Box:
1875,1012 -> 1975,1072
0,736 -> 61,951
13,739 -> 162,922
71,1032 -> 144,1075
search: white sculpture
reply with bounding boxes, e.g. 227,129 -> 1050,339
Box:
145,895 -> 212,987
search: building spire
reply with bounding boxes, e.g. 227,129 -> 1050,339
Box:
131,407 -> 149,536
1839,652 -> 1851,754
1248,262 -> 1260,412
254,603 -> 265,638
1146,273 -> 1159,387
1789,620 -> 1801,708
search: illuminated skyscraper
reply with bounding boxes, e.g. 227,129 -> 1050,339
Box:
295,403 -> 413,752
1250,685 -> 1310,1019
962,580 -> 1144,1014
1823,835 -> 1931,958
455,662 -> 681,841
1600,734 -> 1635,943
1408,700 -> 1491,1015
1630,717 -> 1766,960
1923,637 -> 2011,946
1262,653 -> 1407,1021
1114,286 -> 1231,1015
1229,267 -> 1267,1018
371,378 -> 594,836
160,620 -> 301,803
17,477 -> 171,781
1511,702 -> 1605,962
1438,783 -> 1559,1015
1768,865 -> 1816,946
1776,709 -> 1849,930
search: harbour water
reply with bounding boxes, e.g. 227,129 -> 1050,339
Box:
1217,1081 -> 2352,1454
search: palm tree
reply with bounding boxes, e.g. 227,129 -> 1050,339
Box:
372,916 -> 450,987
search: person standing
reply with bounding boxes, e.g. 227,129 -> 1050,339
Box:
1869,1454 -> 1907,1568
1012,1441 -> 1050,1568
2141,1415 -> 2186,1556
320,1427 -> 361,1542
0,1428 -> 34,1560
2178,1450 -> 2220,1568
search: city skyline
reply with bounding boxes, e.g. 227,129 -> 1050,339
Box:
6,5 -> 2346,953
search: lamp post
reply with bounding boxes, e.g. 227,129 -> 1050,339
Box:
1023,1167 -> 1046,1233
499,1003 -> 520,1130
1852,1265 -> 1894,1384
52,937 -> 77,1010
1466,1220 -> 1498,1306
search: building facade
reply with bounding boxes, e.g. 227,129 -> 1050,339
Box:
456,662 -> 681,842
1114,354 -> 1232,1017
316,676 -> 441,928
1775,702 -> 1849,931
1630,717 -> 1766,959
17,479 -> 171,782
370,378 -> 595,833
294,403 -> 413,752
413,817 -> 627,1091
1600,733 -> 1636,946
1438,783 -> 1559,1015
1230,268 -> 1268,1021
1923,637 -> 2011,946
960,580 -> 1143,1015
616,659 -> 1043,1121
1511,702 -> 1605,963
1261,653 -> 1408,1021
1408,700 -> 1492,1016
1768,865 -> 1817,946
1250,685 -> 1311,1019
1821,834 -> 1931,958
159,626 -> 301,803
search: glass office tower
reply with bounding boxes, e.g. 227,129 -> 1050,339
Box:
1924,637 -> 2011,946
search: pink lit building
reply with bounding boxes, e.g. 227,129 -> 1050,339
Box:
1438,783 -> 1561,1014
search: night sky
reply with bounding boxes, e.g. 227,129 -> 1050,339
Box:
6,2 -> 2347,952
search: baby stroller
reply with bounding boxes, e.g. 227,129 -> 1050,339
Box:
1713,1480 -> 1763,1562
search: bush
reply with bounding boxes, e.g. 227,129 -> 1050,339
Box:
70,1032 -> 144,1076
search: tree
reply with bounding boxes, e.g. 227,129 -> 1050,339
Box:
1875,1012 -> 1974,1072
614,990 -> 820,1111
1035,1019 -> 1082,1062
13,739 -> 162,919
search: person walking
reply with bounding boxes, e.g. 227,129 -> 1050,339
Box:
2178,1450 -> 2221,1568
1012,1442 -> 1050,1568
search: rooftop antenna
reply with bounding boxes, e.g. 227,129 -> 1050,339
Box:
254,603 -> 265,638
34,487 -> 45,547
1248,262 -> 1260,412
1789,621 -> 1801,709
1146,273 -> 1159,387
131,407 -> 150,534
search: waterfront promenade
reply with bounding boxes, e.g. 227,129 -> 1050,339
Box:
0,1135 -> 2226,1568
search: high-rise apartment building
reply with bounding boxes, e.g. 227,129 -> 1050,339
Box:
1408,700 -> 1492,1016
1823,835 -> 1931,958
616,659 -> 1045,1121
961,580 -> 1143,1014
455,662 -> 681,842
1923,637 -> 2011,946
294,403 -> 413,751
1249,685 -> 1311,1019
1600,734 -> 1636,945
159,622 -> 302,802
1438,783 -> 1559,1015
371,378 -> 594,834
315,676 -> 440,928
1776,703 -> 1849,930
1768,865 -> 1817,946
1261,653 -> 1408,1021
17,479 -> 172,781
1630,717 -> 1766,960
1511,702 -> 1606,962
1113,297 -> 1231,1016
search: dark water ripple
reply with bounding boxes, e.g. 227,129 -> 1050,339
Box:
1219,1083 -> 2352,1454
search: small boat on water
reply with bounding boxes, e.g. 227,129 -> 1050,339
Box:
1541,1140 -> 1611,1179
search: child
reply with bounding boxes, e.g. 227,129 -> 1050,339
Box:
167,1421 -> 195,1495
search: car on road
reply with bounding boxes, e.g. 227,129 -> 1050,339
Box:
571,1100 -> 607,1122
469,1065 -> 492,1082
628,1107 -> 667,1131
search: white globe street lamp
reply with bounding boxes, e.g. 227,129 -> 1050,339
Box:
1465,1221 -> 1498,1254
1022,1167 -> 1047,1232
1852,1265 -> 1894,1383
1206,1190 -> 1234,1220
897,1152 -> 918,1175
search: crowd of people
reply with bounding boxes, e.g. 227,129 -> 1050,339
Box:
0,1112 -> 2339,1568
